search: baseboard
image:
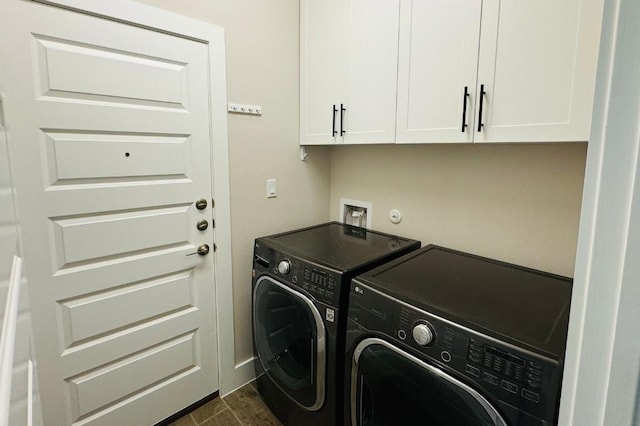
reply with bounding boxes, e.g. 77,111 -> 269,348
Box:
220,356 -> 256,397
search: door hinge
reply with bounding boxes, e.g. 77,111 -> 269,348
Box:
213,243 -> 217,252
211,198 -> 215,208
211,218 -> 215,229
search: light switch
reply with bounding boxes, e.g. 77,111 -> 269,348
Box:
267,179 -> 277,198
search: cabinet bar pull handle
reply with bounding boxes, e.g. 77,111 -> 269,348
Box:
461,86 -> 469,132
332,104 -> 338,137
477,84 -> 486,132
340,103 -> 346,136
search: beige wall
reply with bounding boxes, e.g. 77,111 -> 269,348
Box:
330,143 -> 587,277
135,0 -> 331,364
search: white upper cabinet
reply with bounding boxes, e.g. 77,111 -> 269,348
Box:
300,0 -> 343,145
300,0 -> 400,145
301,0 -> 603,145
474,0 -> 604,143
396,0 -> 482,144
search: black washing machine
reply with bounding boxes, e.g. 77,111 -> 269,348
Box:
252,222 -> 420,426
344,245 -> 572,426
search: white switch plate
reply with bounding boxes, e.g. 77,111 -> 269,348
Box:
267,179 -> 277,198
228,103 -> 262,115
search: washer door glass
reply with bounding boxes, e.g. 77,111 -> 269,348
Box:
254,276 -> 325,410
352,338 -> 507,426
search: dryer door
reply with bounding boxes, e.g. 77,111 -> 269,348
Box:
253,276 -> 326,410
351,338 -> 507,426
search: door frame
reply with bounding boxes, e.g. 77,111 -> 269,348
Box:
14,0 -> 239,396
559,0 -> 640,424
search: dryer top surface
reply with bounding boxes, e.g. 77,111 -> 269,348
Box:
357,245 -> 572,355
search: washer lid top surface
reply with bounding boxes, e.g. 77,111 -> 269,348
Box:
264,222 -> 419,272
361,245 -> 572,354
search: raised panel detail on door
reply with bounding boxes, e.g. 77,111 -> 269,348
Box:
0,1 -> 220,424
66,332 -> 198,423
50,205 -> 190,269
34,35 -> 188,109
475,0 -> 603,142
340,0 -> 400,144
59,271 -> 194,348
396,0 -> 481,143
42,131 -> 192,185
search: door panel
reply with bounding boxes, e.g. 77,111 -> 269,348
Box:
300,0 -> 343,145
341,0 -> 400,144
0,2 -> 218,424
34,35 -> 188,107
58,271 -> 193,347
396,0 -> 481,143
66,333 -> 197,421
475,0 -> 602,142
43,132 -> 191,183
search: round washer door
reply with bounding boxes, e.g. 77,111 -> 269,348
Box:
351,338 -> 507,426
253,276 -> 326,411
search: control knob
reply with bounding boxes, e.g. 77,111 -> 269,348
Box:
412,323 -> 434,346
278,260 -> 291,275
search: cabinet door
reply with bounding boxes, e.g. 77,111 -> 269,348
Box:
340,0 -> 400,144
475,0 -> 604,143
396,0 -> 481,144
300,0 -> 343,145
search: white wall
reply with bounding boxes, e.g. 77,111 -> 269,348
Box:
331,143 -> 586,277
134,0 -> 332,368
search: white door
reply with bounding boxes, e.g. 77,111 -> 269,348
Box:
395,0 -> 481,144
340,0 -> 400,145
0,2 -> 219,425
474,0 -> 603,143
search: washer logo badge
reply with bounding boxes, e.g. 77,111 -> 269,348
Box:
326,308 -> 335,322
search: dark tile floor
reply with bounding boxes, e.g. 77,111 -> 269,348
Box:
169,382 -> 282,426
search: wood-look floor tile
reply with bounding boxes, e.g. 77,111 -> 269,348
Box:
223,384 -> 282,426
200,409 -> 241,426
190,397 -> 228,424
168,414 -> 196,426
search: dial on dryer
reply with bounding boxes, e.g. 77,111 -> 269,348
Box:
412,322 -> 434,346
278,260 -> 291,275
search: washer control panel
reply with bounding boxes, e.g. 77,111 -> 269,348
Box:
348,280 -> 563,424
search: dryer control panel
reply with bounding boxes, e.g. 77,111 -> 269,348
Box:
253,242 -> 340,308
